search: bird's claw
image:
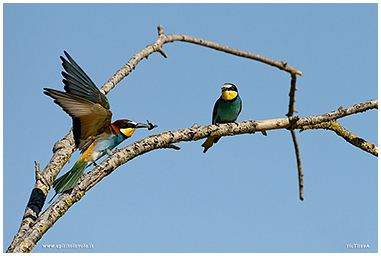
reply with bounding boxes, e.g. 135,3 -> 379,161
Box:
111,148 -> 121,155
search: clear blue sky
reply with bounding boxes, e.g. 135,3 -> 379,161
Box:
3,3 -> 377,253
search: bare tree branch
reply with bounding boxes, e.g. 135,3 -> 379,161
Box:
300,119 -> 378,157
298,100 -> 378,126
100,25 -> 168,95
7,130 -> 75,253
286,74 -> 298,118
290,129 -> 304,200
165,33 -> 304,77
100,24 -> 304,96
7,24 -> 376,252
9,98 -> 377,252
286,73 -> 304,200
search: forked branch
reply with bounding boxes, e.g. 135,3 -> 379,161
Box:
7,24 -> 376,253
100,24 -> 304,95
10,98 -> 377,252
286,73 -> 304,200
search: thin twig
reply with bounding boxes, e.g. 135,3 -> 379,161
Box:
100,24 -> 304,95
286,73 -> 304,200
100,26 -> 168,95
290,130 -> 304,200
286,74 -> 298,118
297,100 -> 378,127
165,34 -> 304,77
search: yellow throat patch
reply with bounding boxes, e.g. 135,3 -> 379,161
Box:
221,90 -> 238,101
120,128 -> 137,137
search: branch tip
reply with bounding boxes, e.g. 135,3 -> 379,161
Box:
157,24 -> 165,36
300,120 -> 378,157
290,130 -> 304,201
166,144 -> 181,150
158,48 -> 168,58
35,161 -> 50,188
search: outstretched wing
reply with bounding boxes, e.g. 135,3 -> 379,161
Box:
61,51 -> 110,110
44,88 -> 112,152
44,51 -> 113,152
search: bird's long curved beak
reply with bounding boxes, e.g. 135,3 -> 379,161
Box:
135,123 -> 149,129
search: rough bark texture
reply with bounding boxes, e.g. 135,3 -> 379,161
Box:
7,25 -> 377,253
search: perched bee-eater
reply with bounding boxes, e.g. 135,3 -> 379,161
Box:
44,51 -> 153,197
202,83 -> 242,153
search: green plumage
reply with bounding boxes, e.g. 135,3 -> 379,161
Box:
45,52 -> 151,203
202,83 -> 242,153
52,161 -> 88,195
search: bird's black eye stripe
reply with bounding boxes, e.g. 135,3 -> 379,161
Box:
120,123 -> 133,128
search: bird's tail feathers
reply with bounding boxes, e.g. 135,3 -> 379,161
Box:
52,161 -> 88,195
201,136 -> 221,153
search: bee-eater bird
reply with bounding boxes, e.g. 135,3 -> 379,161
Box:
201,83 -> 242,153
44,51 -> 152,197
